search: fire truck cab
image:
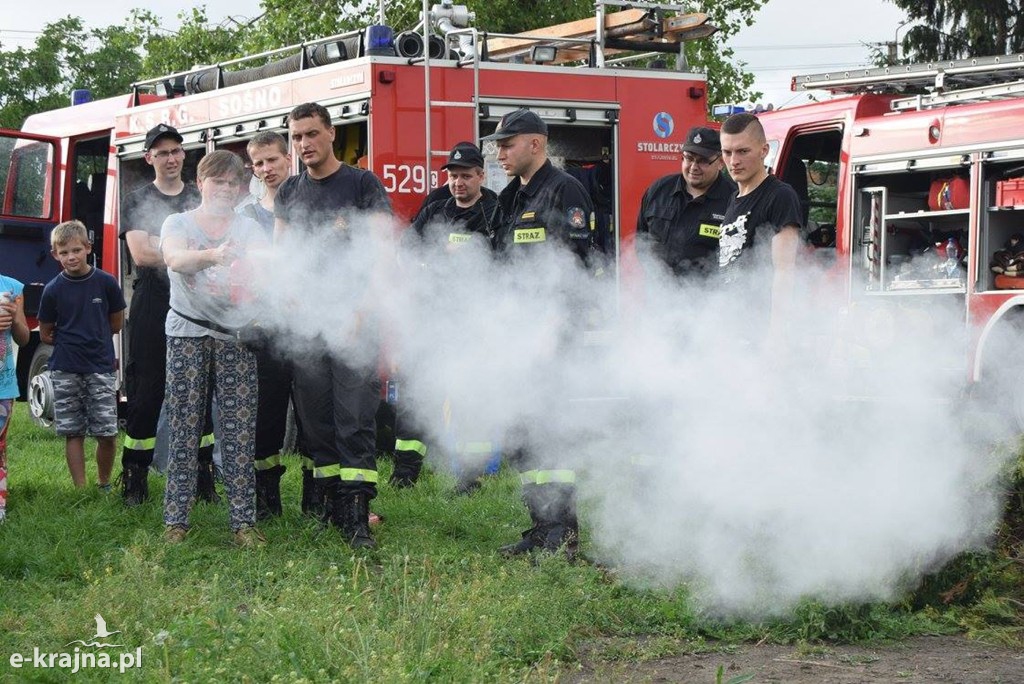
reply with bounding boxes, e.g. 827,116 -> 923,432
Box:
0,2 -> 715,426
759,54 -> 1024,426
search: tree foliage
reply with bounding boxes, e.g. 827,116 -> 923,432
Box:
889,0 -> 1024,62
681,0 -> 767,106
132,8 -> 246,78
0,17 -> 144,128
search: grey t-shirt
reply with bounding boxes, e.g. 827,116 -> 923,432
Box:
160,210 -> 268,339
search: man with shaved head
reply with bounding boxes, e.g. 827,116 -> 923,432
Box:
482,109 -> 595,561
718,112 -> 803,336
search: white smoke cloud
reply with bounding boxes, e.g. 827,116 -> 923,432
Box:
239,214 -> 1014,618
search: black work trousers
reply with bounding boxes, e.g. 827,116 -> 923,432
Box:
292,352 -> 380,497
121,275 -> 212,469
254,347 -> 293,469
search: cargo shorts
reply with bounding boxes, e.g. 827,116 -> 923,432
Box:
51,371 -> 118,437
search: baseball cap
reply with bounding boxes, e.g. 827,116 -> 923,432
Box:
441,143 -> 485,170
681,126 -> 720,158
144,124 -> 184,151
480,109 -> 548,141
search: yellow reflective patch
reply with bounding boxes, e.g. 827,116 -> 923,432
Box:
520,211 -> 536,220
449,233 -> 472,243
513,227 -> 547,243
699,223 -> 722,239
123,435 -> 157,450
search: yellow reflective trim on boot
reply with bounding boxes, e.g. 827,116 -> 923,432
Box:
200,433 -> 216,448
313,465 -> 341,479
300,456 -> 315,470
255,454 -> 281,470
519,470 -> 539,485
339,468 -> 379,484
123,435 -> 156,450
395,439 -> 427,457
535,470 -> 576,485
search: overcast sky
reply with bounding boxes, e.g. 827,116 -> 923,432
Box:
5,0 -> 911,109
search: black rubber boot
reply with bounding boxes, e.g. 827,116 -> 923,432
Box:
541,484 -> 579,563
453,461 -> 488,496
197,461 -> 220,504
330,486 -> 376,550
255,465 -> 285,520
300,468 -> 327,522
120,463 -> 149,507
389,452 -> 423,489
498,485 -> 547,557
499,484 -> 578,561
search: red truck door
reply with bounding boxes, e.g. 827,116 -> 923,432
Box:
0,129 -> 63,320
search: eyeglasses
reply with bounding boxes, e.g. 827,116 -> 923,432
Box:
682,154 -> 719,167
150,147 -> 186,161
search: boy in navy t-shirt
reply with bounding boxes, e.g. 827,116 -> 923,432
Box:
38,221 -> 126,489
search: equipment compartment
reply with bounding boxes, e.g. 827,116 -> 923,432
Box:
853,158 -> 969,295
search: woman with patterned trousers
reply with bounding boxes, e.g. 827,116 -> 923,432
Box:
160,150 -> 268,546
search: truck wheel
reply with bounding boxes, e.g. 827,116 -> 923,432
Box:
28,343 -> 54,428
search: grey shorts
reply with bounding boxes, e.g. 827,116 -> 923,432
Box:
51,371 -> 118,437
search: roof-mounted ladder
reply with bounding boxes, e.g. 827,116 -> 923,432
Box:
792,52 -> 1024,111
415,1 -> 709,172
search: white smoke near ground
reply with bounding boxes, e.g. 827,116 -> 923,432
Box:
240,213 -> 1014,618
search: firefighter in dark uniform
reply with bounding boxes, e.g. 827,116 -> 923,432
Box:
119,124 -> 217,506
392,142 -> 501,490
637,126 -> 736,278
275,102 -> 392,549
482,109 -> 595,560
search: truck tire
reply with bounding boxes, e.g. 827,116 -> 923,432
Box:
27,343 -> 54,428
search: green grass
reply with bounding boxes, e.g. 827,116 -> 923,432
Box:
0,402 -> 1022,682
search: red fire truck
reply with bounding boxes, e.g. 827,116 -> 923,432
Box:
0,1 -> 714,425
758,54 -> 1024,427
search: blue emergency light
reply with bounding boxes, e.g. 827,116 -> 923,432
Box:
71,89 -> 93,106
365,25 -> 396,56
712,104 -> 746,117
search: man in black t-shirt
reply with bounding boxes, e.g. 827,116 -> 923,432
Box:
275,102 -> 391,549
118,124 -> 215,506
718,113 -> 803,336
393,142 -> 501,491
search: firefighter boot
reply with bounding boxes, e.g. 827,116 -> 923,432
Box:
498,485 -> 548,557
120,462 -> 149,507
301,468 -> 327,522
255,465 -> 285,520
329,485 -> 376,550
540,484 -> 579,562
499,484 -> 578,560
389,451 -> 423,489
197,461 -> 220,504
454,461 -> 488,496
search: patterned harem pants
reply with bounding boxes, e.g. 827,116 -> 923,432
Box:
163,335 -> 257,531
